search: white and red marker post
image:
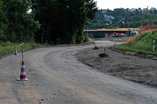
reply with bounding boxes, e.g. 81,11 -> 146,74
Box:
17,43 -> 28,81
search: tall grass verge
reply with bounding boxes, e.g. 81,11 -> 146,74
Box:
115,31 -> 157,56
0,42 -> 39,58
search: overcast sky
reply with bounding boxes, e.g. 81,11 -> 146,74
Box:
94,0 -> 157,10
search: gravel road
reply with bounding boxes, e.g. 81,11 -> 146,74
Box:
0,41 -> 157,104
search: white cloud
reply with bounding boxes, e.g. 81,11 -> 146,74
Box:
95,0 -> 157,10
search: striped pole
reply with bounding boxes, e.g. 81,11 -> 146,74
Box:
17,43 -> 28,81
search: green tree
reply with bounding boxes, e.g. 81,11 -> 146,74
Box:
57,0 -> 97,43
33,0 -> 97,44
3,0 -> 40,42
32,0 -> 56,43
91,8 -> 157,28
0,0 -> 6,41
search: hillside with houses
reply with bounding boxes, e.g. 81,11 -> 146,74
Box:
90,7 -> 157,29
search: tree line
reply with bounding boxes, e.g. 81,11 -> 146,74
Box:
91,8 -> 157,28
0,0 -> 97,44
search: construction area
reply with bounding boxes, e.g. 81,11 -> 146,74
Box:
0,25 -> 157,104
77,24 -> 157,87
85,24 -> 157,43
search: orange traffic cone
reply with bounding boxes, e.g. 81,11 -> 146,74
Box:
17,61 -> 28,81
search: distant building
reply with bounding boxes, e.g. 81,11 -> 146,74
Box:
128,8 -> 136,12
150,7 -> 156,11
103,15 -> 115,20
84,28 -> 140,39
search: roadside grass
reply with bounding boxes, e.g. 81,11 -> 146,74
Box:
115,31 -> 157,56
0,42 -> 39,58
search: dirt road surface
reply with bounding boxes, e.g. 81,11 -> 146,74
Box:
0,41 -> 157,104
